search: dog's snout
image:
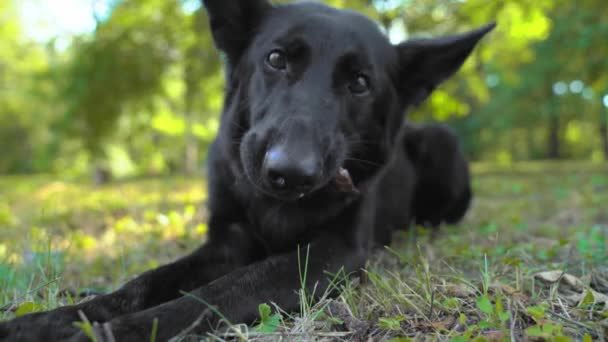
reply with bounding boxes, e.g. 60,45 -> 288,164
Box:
263,147 -> 321,194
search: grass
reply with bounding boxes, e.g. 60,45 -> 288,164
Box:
1,162 -> 607,341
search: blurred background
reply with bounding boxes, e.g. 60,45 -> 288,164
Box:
1,0 -> 607,179
1,1 -> 607,324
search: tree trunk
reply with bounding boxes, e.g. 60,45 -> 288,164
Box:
547,114 -> 560,159
182,7 -> 207,176
600,113 -> 608,160
526,127 -> 537,160
93,165 -> 111,185
183,95 -> 198,176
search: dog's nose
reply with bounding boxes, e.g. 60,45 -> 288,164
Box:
263,147 -> 321,194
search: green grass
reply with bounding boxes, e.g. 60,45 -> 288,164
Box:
1,162 -> 607,341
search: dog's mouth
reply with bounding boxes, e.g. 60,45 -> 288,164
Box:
258,166 -> 359,202
333,167 -> 360,194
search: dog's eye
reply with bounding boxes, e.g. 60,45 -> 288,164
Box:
348,74 -> 370,95
266,50 -> 287,70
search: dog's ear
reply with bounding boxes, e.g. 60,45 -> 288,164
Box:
202,0 -> 272,63
396,23 -> 495,106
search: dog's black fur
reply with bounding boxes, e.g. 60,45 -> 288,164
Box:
0,1 -> 492,340
405,123 -> 473,228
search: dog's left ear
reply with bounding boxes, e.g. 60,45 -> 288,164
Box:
202,0 -> 272,65
396,23 -> 495,106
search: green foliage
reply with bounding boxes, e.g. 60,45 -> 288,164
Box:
378,316 -> 405,331
150,318 -> 159,342
0,1 -> 58,173
525,322 -> 566,339
255,303 -> 281,333
14,302 -> 43,317
73,315 -> 98,342
1,0 -> 607,175
526,305 -> 547,321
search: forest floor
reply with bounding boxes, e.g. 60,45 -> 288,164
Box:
1,162 -> 607,341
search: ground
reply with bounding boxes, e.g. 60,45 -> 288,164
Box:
1,162 -> 607,341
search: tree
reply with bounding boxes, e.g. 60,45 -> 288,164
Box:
0,0 -> 59,173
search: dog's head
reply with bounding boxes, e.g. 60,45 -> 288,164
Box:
203,0 -> 493,201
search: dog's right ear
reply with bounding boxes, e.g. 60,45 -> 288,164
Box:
202,0 -> 272,64
395,23 -> 495,106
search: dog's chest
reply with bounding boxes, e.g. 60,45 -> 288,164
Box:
241,194 -> 362,254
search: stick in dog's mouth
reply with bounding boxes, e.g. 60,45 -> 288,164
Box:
334,167 -> 360,194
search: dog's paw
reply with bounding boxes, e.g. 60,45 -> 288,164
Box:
0,321 -> 9,340
0,313 -> 46,342
0,314 -> 45,342
0,311 -> 81,342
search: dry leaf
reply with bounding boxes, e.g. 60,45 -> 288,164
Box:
590,272 -> 608,293
430,316 -> 456,331
445,284 -> 476,298
487,282 -> 529,302
483,330 -> 506,341
534,271 -> 584,291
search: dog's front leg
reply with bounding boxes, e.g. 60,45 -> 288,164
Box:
72,234 -> 367,341
0,223 -> 257,342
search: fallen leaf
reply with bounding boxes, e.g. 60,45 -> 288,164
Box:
411,316 -> 456,332
590,272 -> 608,293
483,330 -> 506,341
445,284 -> 476,298
430,316 -> 456,331
487,281 -> 529,302
534,271 -> 584,291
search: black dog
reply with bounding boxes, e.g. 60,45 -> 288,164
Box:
373,123 -> 473,245
0,1 -> 492,340
405,123 -> 472,228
